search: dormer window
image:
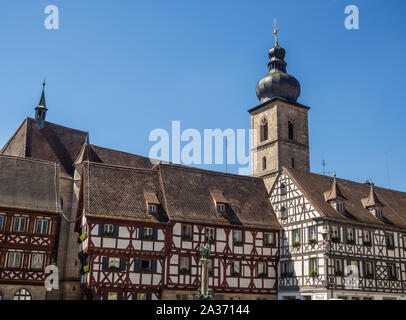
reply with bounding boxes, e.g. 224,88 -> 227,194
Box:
217,203 -> 225,212
337,202 -> 345,214
148,204 -> 157,214
210,191 -> 229,214
368,206 -> 383,220
144,192 -> 160,214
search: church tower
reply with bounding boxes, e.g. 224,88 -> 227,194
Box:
249,26 -> 310,192
35,81 -> 48,129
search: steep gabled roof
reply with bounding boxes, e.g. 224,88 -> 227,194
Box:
283,167 -> 406,229
80,161 -> 279,229
1,118 -> 88,178
159,164 -> 280,229
0,155 -> 60,213
324,176 -> 346,201
82,162 -> 168,223
361,185 -> 384,208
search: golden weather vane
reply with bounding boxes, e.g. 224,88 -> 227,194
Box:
273,18 -> 278,45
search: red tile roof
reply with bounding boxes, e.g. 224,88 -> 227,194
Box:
283,167 -> 406,230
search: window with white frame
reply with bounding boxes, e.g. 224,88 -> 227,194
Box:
280,206 -> 287,219
108,257 -> 120,269
280,183 -> 287,196
217,203 -> 225,212
148,204 -> 157,214
331,226 -> 340,241
347,229 -> 355,242
0,215 -> 4,231
258,262 -> 267,276
403,236 -> 406,249
8,252 -> 22,268
144,227 -> 153,237
12,217 -> 27,233
205,227 -> 215,242
386,233 -> 395,249
337,202 -> 345,214
264,233 -> 274,246
179,256 -> 190,272
335,259 -> 343,274
308,226 -> 316,241
233,230 -> 243,244
363,230 -> 372,244
31,253 -> 44,269
231,260 -> 240,275
375,207 -> 383,219
104,224 -> 114,234
13,288 -> 32,300
36,219 -> 49,235
182,225 -> 192,239
309,258 -> 318,275
292,229 -> 300,245
281,261 -> 293,277
388,264 -> 396,280
365,261 -> 373,278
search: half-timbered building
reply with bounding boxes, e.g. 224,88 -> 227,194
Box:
75,156 -> 280,300
0,155 -> 60,300
270,167 -> 406,300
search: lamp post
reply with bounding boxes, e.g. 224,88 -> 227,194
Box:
197,243 -> 213,300
320,225 -> 332,299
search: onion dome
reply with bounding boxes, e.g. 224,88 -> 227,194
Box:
256,27 -> 301,103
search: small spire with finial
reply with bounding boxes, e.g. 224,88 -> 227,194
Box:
273,19 -> 278,46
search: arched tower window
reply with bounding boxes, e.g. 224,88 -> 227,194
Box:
262,157 -> 267,170
260,118 -> 268,142
291,157 -> 295,169
288,121 -> 294,140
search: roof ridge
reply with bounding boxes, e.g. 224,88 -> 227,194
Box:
159,163 -> 263,181
287,168 -> 406,194
83,160 -> 158,173
90,144 -> 153,161
0,154 -> 60,167
27,117 -> 88,135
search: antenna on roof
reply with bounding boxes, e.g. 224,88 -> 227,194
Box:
322,159 -> 333,176
384,150 -> 391,188
225,138 -> 228,173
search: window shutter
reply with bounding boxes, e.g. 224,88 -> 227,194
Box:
99,224 -> 104,236
102,292 -> 108,300
153,228 -> 158,240
102,256 -> 108,271
134,258 -> 141,272
152,259 -> 157,273
138,227 -> 144,240
117,292 -> 123,300
120,258 -> 127,271
114,225 -> 119,237
146,293 -> 152,300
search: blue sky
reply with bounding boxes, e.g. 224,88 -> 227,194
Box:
0,0 -> 405,191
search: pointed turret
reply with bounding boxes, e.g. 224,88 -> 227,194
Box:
35,80 -> 48,129
361,182 -> 383,208
324,173 -> 346,201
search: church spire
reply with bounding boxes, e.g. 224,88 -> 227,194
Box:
35,80 -> 48,129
